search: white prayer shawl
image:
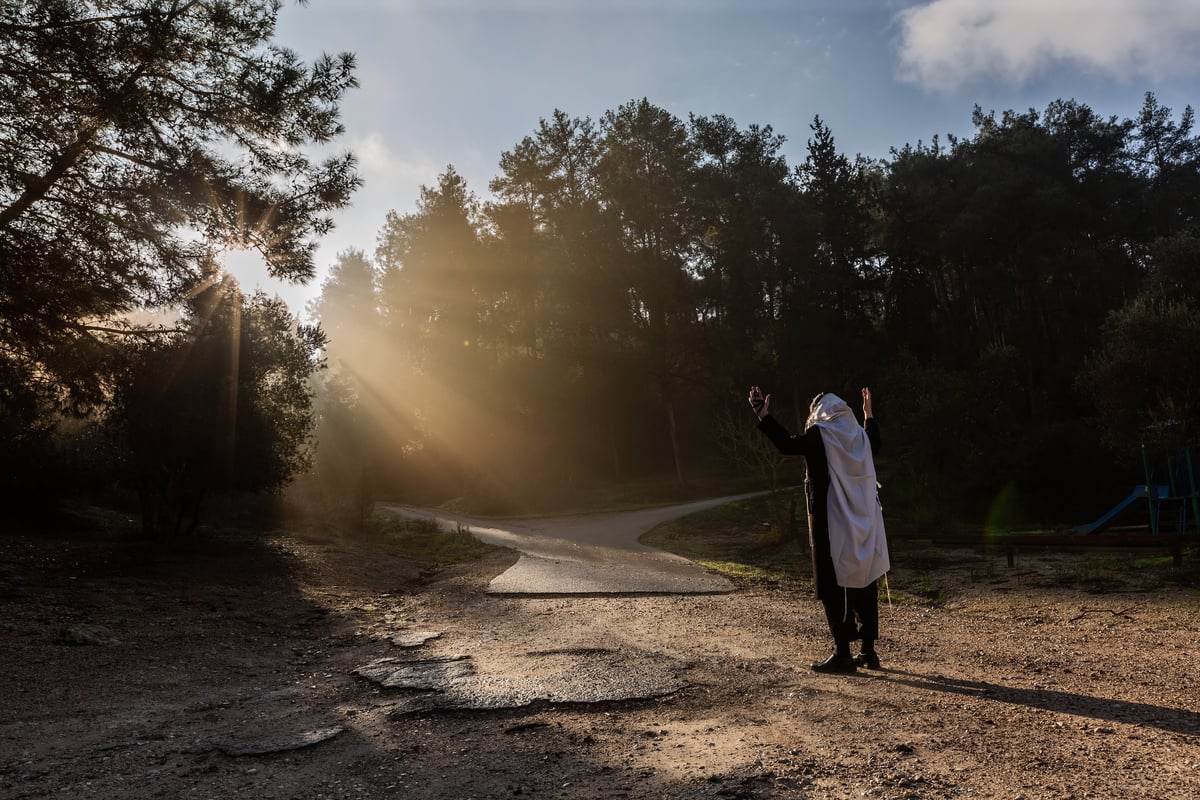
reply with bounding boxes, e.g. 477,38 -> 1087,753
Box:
805,394 -> 890,588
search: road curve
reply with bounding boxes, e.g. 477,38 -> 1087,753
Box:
379,492 -> 765,595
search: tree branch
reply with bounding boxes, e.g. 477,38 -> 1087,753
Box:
0,123 -> 100,229
0,13 -> 142,34
0,1 -> 200,229
80,324 -> 183,339
1069,607 -> 1135,622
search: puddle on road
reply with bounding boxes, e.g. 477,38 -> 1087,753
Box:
353,647 -> 688,715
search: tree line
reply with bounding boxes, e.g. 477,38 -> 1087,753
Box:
2,3 -> 1197,535
307,96 -> 1200,528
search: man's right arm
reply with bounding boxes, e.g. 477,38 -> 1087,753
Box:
757,413 -> 810,457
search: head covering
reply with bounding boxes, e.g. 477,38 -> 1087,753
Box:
805,393 -> 889,588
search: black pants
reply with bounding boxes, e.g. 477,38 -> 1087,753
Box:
820,581 -> 879,653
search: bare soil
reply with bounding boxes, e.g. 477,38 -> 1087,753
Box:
2,526 -> 1198,800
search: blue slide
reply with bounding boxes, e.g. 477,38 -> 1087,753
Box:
1074,485 -> 1169,534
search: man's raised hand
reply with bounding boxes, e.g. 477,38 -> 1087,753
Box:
748,386 -> 770,420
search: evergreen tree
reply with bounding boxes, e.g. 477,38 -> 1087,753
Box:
0,0 -> 358,419
117,275 -> 325,535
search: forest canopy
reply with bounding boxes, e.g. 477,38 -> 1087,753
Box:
305,95 -> 1200,526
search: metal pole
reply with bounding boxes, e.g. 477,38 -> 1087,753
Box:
1186,447 -> 1199,535
1142,442 -> 1159,536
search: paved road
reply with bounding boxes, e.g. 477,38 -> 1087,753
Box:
379,492 -> 765,595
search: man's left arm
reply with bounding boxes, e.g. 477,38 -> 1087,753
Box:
862,386 -> 880,456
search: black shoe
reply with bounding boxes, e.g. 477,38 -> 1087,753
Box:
854,652 -> 881,670
811,653 -> 857,674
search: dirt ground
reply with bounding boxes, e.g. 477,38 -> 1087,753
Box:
2,524 -> 1198,800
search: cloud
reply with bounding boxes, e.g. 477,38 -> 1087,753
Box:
350,131 -> 443,186
894,0 -> 1200,91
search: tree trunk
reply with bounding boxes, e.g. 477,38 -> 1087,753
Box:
666,399 -> 684,487
608,418 -> 623,481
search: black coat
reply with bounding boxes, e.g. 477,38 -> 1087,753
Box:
756,413 -> 881,599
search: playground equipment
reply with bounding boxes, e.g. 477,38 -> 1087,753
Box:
1075,443 -> 1199,536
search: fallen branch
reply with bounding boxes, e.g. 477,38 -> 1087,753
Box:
1069,607 -> 1135,622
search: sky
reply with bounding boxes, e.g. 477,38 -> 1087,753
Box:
227,0 -> 1200,317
